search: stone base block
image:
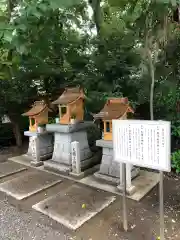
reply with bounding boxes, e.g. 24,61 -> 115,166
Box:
25,131 -> 53,164
25,152 -> 53,162
25,152 -> 53,167
44,160 -> 71,175
30,161 -> 44,167
95,167 -> 140,186
44,156 -> 100,180
70,164 -> 100,180
39,153 -> 53,161
117,184 -> 136,196
94,172 -> 119,185
69,172 -> 85,179
80,151 -> 101,171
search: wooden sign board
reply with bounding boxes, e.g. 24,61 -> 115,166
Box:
112,120 -> 171,172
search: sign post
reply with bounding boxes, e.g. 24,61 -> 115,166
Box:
112,120 -> 171,238
122,162 -> 128,231
160,171 -> 164,240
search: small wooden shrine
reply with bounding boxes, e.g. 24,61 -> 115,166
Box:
93,97 -> 134,141
22,100 -> 51,132
52,87 -> 85,124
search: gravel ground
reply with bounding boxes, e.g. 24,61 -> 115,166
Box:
0,197 -> 73,240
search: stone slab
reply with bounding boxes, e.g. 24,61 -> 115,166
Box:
24,131 -> 48,137
69,164 -> 100,179
9,153 -> 52,167
0,161 -> 27,179
46,122 -> 94,133
30,161 -> 44,167
94,172 -> 119,185
8,155 -> 32,167
117,184 -> 136,195
0,171 -> 62,200
32,184 -> 116,230
96,139 -> 113,148
79,170 -> 159,201
9,156 -> 158,201
44,160 -> 71,174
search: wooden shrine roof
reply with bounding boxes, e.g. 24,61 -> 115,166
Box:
93,98 -> 134,120
52,87 -> 85,105
22,100 -> 51,117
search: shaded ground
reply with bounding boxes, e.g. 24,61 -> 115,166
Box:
0,147 -> 180,240
0,142 -> 28,162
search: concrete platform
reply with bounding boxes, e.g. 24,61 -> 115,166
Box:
32,184 -> 116,230
0,171 -> 62,200
79,170 -> 159,201
44,161 -> 71,175
9,155 -> 32,167
44,160 -> 100,180
9,156 -> 159,202
0,161 -> 27,179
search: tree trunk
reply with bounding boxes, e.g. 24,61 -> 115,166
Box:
89,0 -> 105,56
13,123 -> 22,147
89,0 -> 102,37
6,0 -> 22,148
7,0 -> 14,19
9,116 -> 22,147
148,49 -> 155,121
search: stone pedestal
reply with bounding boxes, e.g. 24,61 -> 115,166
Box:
44,122 -> 100,174
94,139 -> 140,195
24,131 -> 53,166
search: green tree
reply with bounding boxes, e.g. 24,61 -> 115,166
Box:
0,0 -> 87,146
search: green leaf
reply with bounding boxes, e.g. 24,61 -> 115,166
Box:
50,0 -> 60,10
172,0 -> 177,6
17,45 -> 27,54
38,3 -> 48,12
0,72 -> 8,80
0,22 -> 7,30
18,24 -> 27,31
33,9 -> 42,18
1,61 -> 12,66
157,0 -> 180,5
108,0 -> 128,7
159,0 -> 171,3
3,30 -> 13,42
50,0 -> 81,10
